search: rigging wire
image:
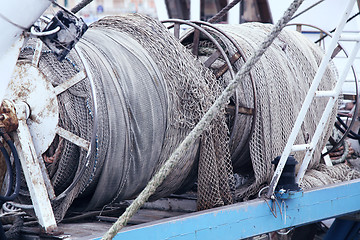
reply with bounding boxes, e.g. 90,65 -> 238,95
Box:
290,0 -> 325,20
315,12 -> 360,44
208,0 -> 243,24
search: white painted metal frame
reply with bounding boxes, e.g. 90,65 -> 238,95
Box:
267,0 -> 360,198
0,0 -> 50,103
13,103 -> 57,232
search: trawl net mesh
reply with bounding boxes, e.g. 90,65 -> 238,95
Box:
15,14 -> 360,222
19,14 -> 233,221
181,22 -> 343,199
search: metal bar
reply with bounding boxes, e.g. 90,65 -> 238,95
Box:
14,104 -> 57,232
174,23 -> 180,39
225,105 -> 254,115
192,29 -> 200,57
266,0 -> 357,199
104,179 -> 360,240
37,155 -> 56,200
296,32 -> 360,184
291,143 -> 312,152
204,50 -> 221,68
314,90 -> 336,97
322,147 -> 332,166
215,52 -> 242,78
339,34 -> 360,41
32,39 -> 43,67
56,126 -> 90,151
54,70 -> 87,95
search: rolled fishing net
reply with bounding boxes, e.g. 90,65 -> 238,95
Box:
14,14 -> 360,222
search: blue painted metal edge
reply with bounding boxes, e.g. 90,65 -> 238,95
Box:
96,179 -> 360,240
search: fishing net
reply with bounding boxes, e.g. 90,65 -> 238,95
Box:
14,14 -> 360,222
18,14 -> 234,221
183,22 -> 346,199
301,163 -> 360,189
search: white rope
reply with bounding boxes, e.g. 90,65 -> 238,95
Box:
102,0 -> 304,239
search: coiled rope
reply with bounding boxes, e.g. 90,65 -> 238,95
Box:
102,0 -> 304,239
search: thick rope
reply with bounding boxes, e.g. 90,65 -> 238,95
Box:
208,0 -> 243,23
101,0 -> 304,239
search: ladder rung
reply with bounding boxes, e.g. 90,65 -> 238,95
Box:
291,144 -> 312,152
339,34 -> 360,42
315,90 -> 336,97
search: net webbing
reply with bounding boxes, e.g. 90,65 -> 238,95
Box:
15,15 -> 360,222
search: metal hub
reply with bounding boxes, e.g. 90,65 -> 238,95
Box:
5,61 -> 59,157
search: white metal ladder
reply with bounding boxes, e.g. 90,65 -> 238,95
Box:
267,0 -> 360,198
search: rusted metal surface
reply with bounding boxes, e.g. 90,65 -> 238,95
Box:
5,61 -> 59,156
226,104 -> 253,115
215,52 -> 242,78
0,99 -> 18,133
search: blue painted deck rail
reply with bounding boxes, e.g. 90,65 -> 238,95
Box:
96,178 -> 360,240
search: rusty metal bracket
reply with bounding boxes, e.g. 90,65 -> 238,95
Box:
0,99 -> 18,133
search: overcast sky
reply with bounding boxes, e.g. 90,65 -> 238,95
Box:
269,0 -> 360,32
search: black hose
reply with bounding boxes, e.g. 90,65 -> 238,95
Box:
0,221 -> 6,240
335,122 -> 358,139
0,129 -> 22,240
0,142 -> 14,198
0,129 -> 21,202
335,122 -> 360,140
336,116 -> 360,140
